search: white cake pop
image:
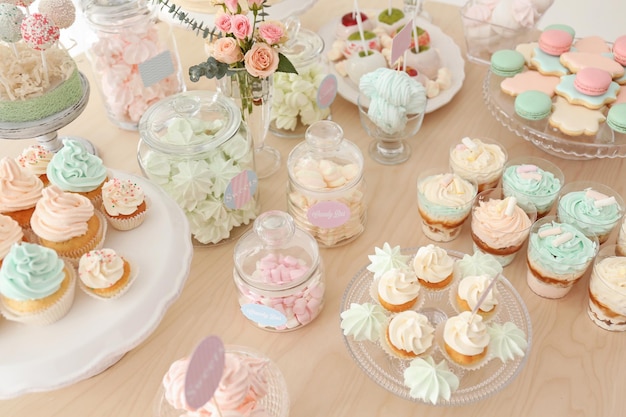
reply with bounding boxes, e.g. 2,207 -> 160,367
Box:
38,0 -> 76,29
13,0 -> 36,7
0,3 -> 24,43
20,12 -> 60,51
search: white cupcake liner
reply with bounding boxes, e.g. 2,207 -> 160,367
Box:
0,260 -> 77,326
78,257 -> 139,301
101,196 -> 150,231
435,321 -> 493,371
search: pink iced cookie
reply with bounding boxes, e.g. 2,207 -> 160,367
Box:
500,70 -> 561,97
560,51 -> 625,78
538,29 -> 573,56
573,36 -> 611,54
549,96 -> 606,136
20,13 -> 59,51
555,71 -> 619,109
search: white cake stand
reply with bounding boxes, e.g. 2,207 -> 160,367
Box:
0,72 -> 97,155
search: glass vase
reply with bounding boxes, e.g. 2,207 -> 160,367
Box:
217,69 -> 281,179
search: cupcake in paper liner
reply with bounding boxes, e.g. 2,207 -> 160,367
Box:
369,268 -> 422,313
380,310 -> 435,360
0,243 -> 77,326
101,178 -> 149,231
78,249 -> 138,300
448,274 -> 499,321
436,312 -> 492,371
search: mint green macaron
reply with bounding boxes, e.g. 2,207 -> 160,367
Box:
515,90 -> 553,121
490,49 -> 525,77
607,103 -> 626,134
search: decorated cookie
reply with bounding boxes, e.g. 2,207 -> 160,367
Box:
515,42 -> 538,67
549,96 -> 606,136
500,70 -> 561,97
560,51 -> 625,79
573,36 -> 611,54
555,72 -> 619,109
531,47 -> 570,77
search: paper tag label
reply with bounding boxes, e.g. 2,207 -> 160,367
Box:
390,18 -> 414,65
139,50 -> 175,88
317,74 -> 338,109
241,304 -> 287,327
184,335 -> 225,410
307,201 -> 351,228
224,170 -> 258,209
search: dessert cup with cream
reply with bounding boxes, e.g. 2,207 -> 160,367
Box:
526,216 -> 598,299
449,137 -> 507,193
587,244 -> 626,331
417,170 -> 477,242
470,187 -> 537,267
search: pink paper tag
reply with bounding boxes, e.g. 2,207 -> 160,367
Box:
390,18 -> 414,65
317,74 -> 338,109
184,335 -> 226,410
224,170 -> 258,209
307,201 -> 351,228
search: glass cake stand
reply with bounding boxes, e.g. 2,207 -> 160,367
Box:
0,72 -> 97,155
483,70 -> 626,160
340,248 -> 532,406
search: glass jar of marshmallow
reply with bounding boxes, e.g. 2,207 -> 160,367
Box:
286,120 -> 367,247
82,0 -> 185,130
270,17 -> 331,138
233,210 -> 325,332
137,91 -> 260,245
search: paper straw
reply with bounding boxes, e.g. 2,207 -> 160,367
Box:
469,274 -> 499,323
353,0 -> 369,54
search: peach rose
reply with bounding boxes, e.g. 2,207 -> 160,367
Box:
212,37 -> 243,64
244,42 -> 279,78
258,21 -> 285,45
231,14 -> 252,40
214,12 -> 232,33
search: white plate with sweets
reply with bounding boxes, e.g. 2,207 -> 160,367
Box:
340,246 -> 532,406
318,10 -> 465,114
0,170 -> 193,399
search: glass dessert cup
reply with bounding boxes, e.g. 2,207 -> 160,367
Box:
526,215 -> 598,299
357,94 -> 426,165
556,181 -> 625,245
471,187 -> 537,267
448,136 -> 508,193
587,244 -> 626,331
502,156 -> 565,219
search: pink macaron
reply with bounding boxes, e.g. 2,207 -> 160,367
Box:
613,35 -> 626,66
574,67 -> 613,96
538,29 -> 573,56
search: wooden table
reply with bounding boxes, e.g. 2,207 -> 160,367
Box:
2,2 -> 625,416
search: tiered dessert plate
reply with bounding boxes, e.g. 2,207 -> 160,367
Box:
0,170 -> 193,399
341,248 -> 532,406
318,13 -> 465,114
483,70 -> 626,160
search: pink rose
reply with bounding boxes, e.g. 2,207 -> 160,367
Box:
258,21 -> 285,45
214,12 -> 232,33
244,42 -> 279,78
212,37 -> 243,64
224,0 -> 239,13
231,14 -> 252,40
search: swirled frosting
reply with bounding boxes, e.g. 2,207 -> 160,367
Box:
340,302 -> 387,342
30,185 -> 95,242
0,214 -> 23,259
487,321 -> 528,362
16,145 -> 54,177
449,138 -> 506,185
443,311 -> 490,356
502,164 -> 562,213
78,249 -> 124,289
0,156 -> 44,212
528,221 -> 597,276
619,218 -> 626,255
377,268 -> 420,306
367,242 -> 410,280
472,196 -> 532,248
558,189 -> 623,237
412,244 -> 454,285
453,251 -> 503,279
457,274 -> 499,312
162,358 -> 192,411
101,178 -> 145,216
417,173 -> 477,219
590,256 -> 626,316
403,356 -> 459,404
0,242 -> 65,301
387,310 -> 434,356
46,138 -> 107,192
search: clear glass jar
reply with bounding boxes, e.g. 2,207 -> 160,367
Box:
270,18 -> 331,138
137,91 -> 260,245
82,0 -> 185,130
287,120 -> 367,247
233,210 -> 325,332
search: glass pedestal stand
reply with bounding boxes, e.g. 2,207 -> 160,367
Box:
0,73 -> 96,155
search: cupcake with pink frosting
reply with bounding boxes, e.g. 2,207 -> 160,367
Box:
0,214 -> 24,266
0,157 -> 44,229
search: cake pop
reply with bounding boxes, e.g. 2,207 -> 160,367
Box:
20,12 -> 60,51
0,3 -> 24,43
37,0 -> 76,29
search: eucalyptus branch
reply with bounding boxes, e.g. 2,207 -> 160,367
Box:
152,0 -> 218,40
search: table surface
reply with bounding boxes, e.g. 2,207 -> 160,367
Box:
2,1 -> 625,416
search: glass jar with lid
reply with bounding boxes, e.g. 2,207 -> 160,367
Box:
137,91 -> 260,245
270,17 -> 331,138
287,120 -> 367,247
233,210 -> 325,332
82,0 -> 185,130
